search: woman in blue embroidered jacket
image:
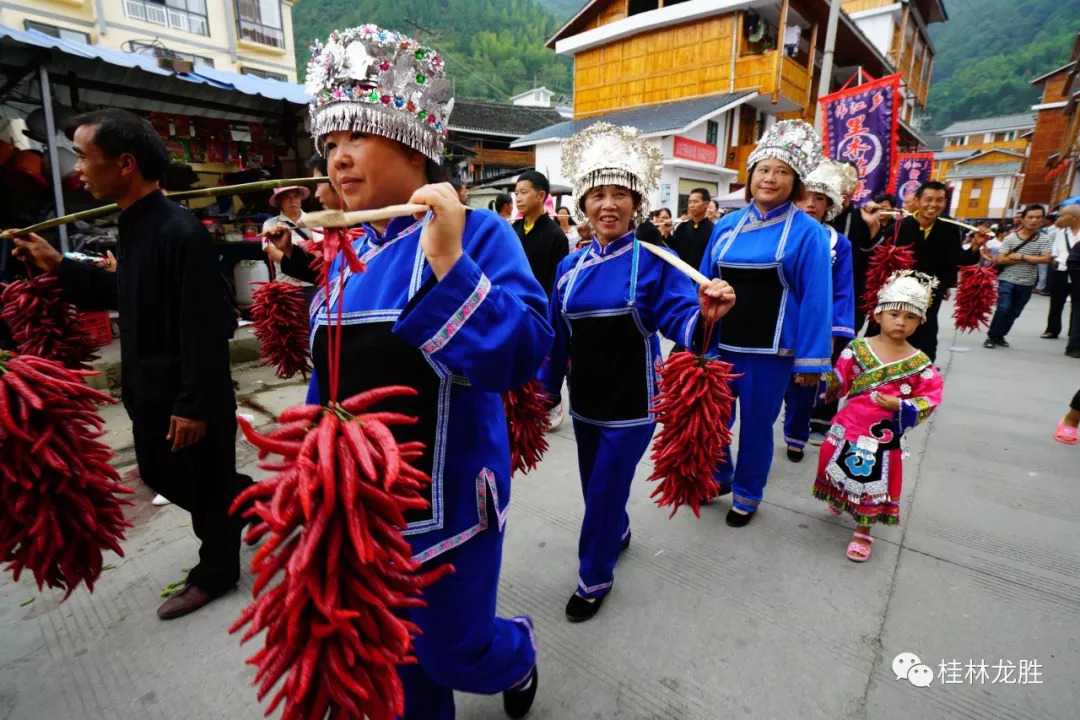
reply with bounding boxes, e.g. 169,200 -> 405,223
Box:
699,120 -> 833,528
541,123 -> 735,623
266,26 -> 550,720
783,158 -> 856,461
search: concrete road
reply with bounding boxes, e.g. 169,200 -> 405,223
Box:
1,295 -> 1077,720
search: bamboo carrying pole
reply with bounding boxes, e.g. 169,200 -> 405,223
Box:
292,204 -> 429,230
638,238 -> 711,285
878,209 -> 982,233
0,175 -> 330,241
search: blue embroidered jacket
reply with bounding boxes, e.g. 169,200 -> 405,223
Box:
700,202 -> 833,373
541,232 -> 707,428
826,225 -> 856,339
305,209 -> 553,564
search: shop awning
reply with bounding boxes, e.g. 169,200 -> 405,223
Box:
0,25 -> 307,121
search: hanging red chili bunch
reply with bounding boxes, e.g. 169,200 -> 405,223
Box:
1,271 -> 99,369
0,350 -> 133,597
502,379 -> 550,476
648,349 -> 739,518
952,263 -> 998,332
861,242 -> 915,319
230,235 -> 452,720
249,280 -> 311,380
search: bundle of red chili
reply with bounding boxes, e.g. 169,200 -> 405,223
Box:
0,349 -> 132,597
1,270 -> 99,369
952,263 -> 998,332
230,231 -> 452,720
502,379 -> 550,476
861,242 -> 916,320
647,346 -> 738,518
249,280 -> 311,380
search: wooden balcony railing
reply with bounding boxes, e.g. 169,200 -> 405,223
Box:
469,147 -> 534,169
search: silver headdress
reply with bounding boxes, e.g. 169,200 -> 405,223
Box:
306,25 -> 454,162
746,119 -> 822,180
837,162 -> 860,198
875,270 -> 940,320
803,159 -> 846,222
562,122 -> 664,224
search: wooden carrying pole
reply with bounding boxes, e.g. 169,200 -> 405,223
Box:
638,238 -> 711,285
1,175 -> 330,240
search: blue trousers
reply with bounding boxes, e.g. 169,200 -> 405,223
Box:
713,352 -> 794,513
988,279 -> 1035,340
573,419 -> 655,599
399,522 -> 536,719
782,380 -> 817,450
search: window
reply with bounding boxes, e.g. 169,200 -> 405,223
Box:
235,0 -> 285,49
706,120 -> 719,147
123,0 -> 209,37
1006,131 -> 1016,141
628,0 -> 661,15
241,66 -> 287,82
993,132 -> 1006,142
24,21 -> 90,44
163,49 -> 215,67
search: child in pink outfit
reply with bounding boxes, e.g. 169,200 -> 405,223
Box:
813,270 -> 944,562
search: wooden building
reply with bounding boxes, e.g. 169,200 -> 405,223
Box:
926,114 -> 1034,220
1020,33 -> 1080,207
445,99 -> 564,186
512,0 -> 947,213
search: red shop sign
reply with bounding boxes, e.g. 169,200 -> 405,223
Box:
673,135 -> 719,165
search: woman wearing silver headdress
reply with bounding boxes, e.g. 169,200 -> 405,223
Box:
699,120 -> 833,528
782,159 -> 856,461
542,123 -> 734,622
266,25 -> 550,719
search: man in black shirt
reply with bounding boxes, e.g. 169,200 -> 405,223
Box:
669,188 -> 714,272
865,181 -> 984,362
512,170 -> 568,297
11,109 -> 250,620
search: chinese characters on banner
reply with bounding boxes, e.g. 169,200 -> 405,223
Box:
819,74 -> 902,206
894,152 -> 935,203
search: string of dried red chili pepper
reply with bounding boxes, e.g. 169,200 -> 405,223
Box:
0,349 -> 133,597
1,264 -> 99,369
647,318 -> 739,518
952,263 -> 998,333
232,226 -> 453,720
502,379 -> 550,476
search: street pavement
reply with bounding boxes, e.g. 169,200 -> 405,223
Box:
1,295 -> 1078,720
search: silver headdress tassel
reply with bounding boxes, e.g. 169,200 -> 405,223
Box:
747,119 -> 823,180
803,159 -> 846,222
562,122 -> 664,224
306,25 -> 454,162
875,270 -> 940,320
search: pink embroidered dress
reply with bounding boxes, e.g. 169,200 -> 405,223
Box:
813,337 -> 943,525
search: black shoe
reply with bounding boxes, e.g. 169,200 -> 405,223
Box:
620,532 -> 631,552
503,666 -> 538,718
566,592 -> 605,623
787,446 -> 804,463
983,338 -> 997,349
997,338 -> 1010,348
725,508 -> 754,528
1067,348 -> 1080,358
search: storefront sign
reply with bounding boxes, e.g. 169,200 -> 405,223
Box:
673,136 -> 719,165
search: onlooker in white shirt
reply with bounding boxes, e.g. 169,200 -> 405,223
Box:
1044,205 -> 1079,339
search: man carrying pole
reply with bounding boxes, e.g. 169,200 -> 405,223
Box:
8,108 -> 250,620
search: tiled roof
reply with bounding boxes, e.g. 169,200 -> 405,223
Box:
448,99 -> 564,137
939,113 -> 1036,136
511,91 -> 756,146
946,161 -> 1023,179
933,150 -> 979,160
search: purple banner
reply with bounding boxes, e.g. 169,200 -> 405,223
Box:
894,152 -> 935,202
820,74 -> 901,206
